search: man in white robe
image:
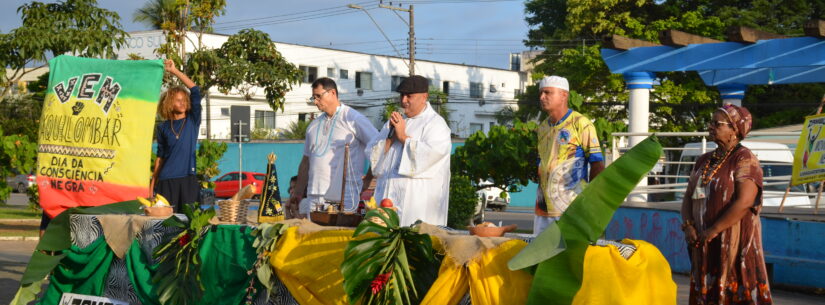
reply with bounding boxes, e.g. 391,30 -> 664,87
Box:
365,75 -> 451,226
290,77 -> 378,218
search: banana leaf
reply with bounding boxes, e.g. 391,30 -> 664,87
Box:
511,136 -> 662,305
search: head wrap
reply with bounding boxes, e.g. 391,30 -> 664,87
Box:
717,104 -> 753,139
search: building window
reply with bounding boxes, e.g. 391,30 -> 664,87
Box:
469,123 -> 483,135
391,75 -> 408,92
255,110 -> 275,129
514,88 -> 522,96
470,82 -> 483,98
355,71 -> 372,90
299,65 -> 318,83
327,67 -> 335,77
489,122 -> 495,131
221,107 -> 230,116
442,81 -> 450,96
339,69 -> 349,79
298,113 -> 307,122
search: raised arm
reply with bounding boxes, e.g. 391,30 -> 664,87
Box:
164,59 -> 195,89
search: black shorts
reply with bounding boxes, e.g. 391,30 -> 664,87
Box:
154,175 -> 199,212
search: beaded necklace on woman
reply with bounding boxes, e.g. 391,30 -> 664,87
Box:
701,143 -> 741,186
310,106 -> 341,157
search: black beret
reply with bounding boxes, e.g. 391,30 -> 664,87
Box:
396,75 -> 428,94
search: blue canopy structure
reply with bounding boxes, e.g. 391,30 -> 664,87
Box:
601,36 -> 825,86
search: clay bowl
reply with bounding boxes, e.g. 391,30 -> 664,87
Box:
469,224 -> 517,237
144,206 -> 173,217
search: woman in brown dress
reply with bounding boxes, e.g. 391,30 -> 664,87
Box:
681,104 -> 772,305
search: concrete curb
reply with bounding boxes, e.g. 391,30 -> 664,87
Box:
0,236 -> 39,241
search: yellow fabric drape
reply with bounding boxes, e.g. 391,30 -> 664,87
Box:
269,227 -> 672,305
269,228 -> 534,305
572,239 -> 676,305
466,239 -> 533,305
270,227 -> 354,305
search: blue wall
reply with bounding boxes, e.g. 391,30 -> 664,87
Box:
210,142 -> 537,207
606,207 -> 825,289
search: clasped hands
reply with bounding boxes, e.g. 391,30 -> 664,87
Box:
683,223 -> 720,248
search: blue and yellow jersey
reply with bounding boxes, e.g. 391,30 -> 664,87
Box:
536,109 -> 604,217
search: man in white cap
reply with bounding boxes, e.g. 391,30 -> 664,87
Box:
534,75 -> 604,234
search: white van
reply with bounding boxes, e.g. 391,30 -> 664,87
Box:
675,141 -> 813,207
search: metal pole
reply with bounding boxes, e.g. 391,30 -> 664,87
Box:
409,5 -> 415,76
375,3 -> 415,76
235,119 -> 247,192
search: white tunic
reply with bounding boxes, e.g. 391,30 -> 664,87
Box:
366,103 -> 451,226
303,105 -> 378,210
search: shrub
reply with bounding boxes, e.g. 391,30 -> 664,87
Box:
447,174 -> 478,229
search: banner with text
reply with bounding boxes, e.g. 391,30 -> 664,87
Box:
38,55 -> 163,218
792,113 -> 825,185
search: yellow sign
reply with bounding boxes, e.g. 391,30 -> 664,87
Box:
792,113 -> 825,185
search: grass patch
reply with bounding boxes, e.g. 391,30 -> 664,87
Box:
0,230 -> 38,237
0,206 -> 41,219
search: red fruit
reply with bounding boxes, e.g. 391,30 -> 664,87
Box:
380,198 -> 394,207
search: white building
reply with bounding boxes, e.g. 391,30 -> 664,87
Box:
116,30 -> 527,139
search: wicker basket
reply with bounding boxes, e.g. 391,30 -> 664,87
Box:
217,199 -> 250,223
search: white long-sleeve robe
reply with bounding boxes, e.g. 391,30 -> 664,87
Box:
366,103 -> 451,226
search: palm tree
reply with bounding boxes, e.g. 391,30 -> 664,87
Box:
278,120 -> 312,140
133,0 -> 180,30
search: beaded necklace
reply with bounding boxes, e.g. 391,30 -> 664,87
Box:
310,106 -> 341,157
700,144 -> 740,185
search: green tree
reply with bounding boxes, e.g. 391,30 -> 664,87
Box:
196,140 -> 227,189
206,29 -> 303,112
1,0 -> 127,99
451,120 -> 539,194
0,126 -> 37,203
133,0 -> 180,30
447,175 -> 480,229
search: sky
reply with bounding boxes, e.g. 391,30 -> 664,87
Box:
0,0 -> 533,70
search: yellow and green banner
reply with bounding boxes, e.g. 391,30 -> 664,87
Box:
37,55 -> 163,218
792,113 -> 825,185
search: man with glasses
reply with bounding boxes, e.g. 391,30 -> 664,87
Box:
289,77 -> 378,219
534,75 -> 604,234
365,75 -> 452,226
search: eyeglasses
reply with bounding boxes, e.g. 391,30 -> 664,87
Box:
708,120 -> 732,128
309,89 -> 331,103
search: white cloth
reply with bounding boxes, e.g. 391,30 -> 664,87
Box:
366,103 -> 452,226
300,195 -> 324,219
533,215 -> 560,235
303,105 -> 378,210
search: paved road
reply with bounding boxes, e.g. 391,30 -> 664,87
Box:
4,193 -> 29,206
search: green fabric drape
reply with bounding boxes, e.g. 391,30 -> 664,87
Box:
37,236 -> 115,305
126,238 -> 161,305
198,225 -> 261,305
124,225 -> 262,305
21,200 -> 144,285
